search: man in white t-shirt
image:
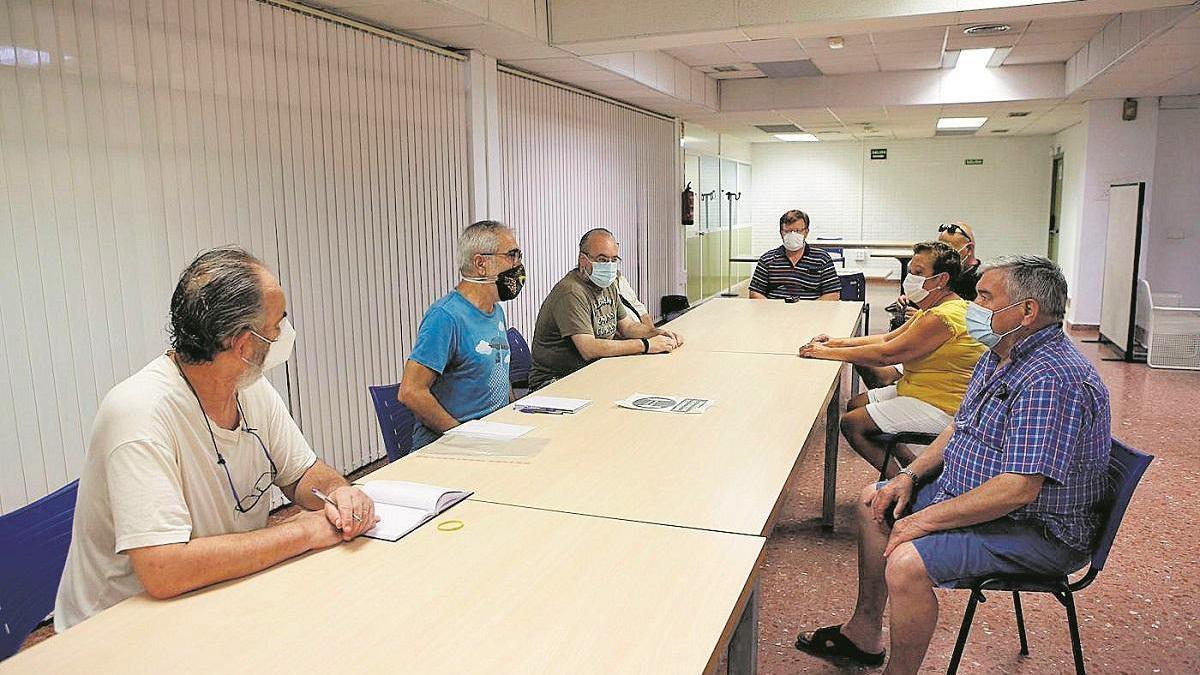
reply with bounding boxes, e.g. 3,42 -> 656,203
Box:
615,272 -> 654,329
55,247 -> 380,630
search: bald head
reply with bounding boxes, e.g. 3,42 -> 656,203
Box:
938,222 -> 977,264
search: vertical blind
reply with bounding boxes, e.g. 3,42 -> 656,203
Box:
494,70 -> 678,335
0,0 -> 468,513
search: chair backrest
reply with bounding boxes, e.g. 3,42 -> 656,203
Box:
660,295 -> 691,323
367,384 -> 415,463
1091,438 -> 1153,572
506,327 -> 532,386
839,271 -> 867,302
0,480 -> 79,661
816,237 -> 846,261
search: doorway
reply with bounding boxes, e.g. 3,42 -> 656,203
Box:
1048,154 -> 1064,262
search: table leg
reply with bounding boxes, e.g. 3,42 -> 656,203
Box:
728,581 -> 759,675
822,378 -> 842,529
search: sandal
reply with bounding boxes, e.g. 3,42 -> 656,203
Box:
795,624 -> 886,667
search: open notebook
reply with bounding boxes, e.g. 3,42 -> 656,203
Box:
357,480 -> 471,542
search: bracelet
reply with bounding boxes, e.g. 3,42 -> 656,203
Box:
897,467 -> 921,486
640,337 -> 649,354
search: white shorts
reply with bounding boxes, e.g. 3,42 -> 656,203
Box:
865,385 -> 952,435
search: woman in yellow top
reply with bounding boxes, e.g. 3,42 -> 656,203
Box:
799,241 -> 986,476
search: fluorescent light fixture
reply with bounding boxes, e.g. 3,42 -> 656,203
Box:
827,36 -> 844,50
775,133 -> 819,142
955,48 -> 995,70
937,117 -> 988,130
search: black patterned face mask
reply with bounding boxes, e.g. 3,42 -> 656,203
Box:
496,264 -> 526,301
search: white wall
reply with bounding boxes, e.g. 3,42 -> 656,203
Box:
749,136 -> 1054,262
493,70 -> 679,332
1147,103 -> 1200,304
1072,97 -> 1160,325
1054,123 -> 1087,311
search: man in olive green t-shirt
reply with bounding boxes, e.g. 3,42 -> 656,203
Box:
529,228 -> 684,389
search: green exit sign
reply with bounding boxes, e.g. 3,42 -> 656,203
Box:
965,158 -> 984,165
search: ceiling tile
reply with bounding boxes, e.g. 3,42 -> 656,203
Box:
816,61 -> 881,75
1017,27 -> 1106,46
665,43 -> 743,67
869,26 -> 948,46
727,38 -> 808,63
878,52 -> 942,71
1025,15 -> 1114,34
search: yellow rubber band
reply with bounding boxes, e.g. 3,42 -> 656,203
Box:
436,519 -> 464,532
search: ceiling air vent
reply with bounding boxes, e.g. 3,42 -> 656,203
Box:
991,129 -> 1010,133
935,128 -> 977,137
963,23 -> 1011,36
1008,111 -> 1031,117
754,124 -> 803,134
713,65 -> 740,72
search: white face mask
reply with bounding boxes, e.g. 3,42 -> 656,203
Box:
246,317 -> 296,374
782,231 -> 806,251
902,273 -> 941,304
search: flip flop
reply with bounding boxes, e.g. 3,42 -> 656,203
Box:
795,624 -> 886,667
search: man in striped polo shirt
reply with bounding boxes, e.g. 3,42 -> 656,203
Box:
749,209 -> 842,301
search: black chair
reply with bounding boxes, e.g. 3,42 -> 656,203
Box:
839,272 -> 870,337
875,431 -> 939,480
660,295 -> 690,324
945,438 -> 1154,675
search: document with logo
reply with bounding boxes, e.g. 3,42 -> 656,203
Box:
615,393 -> 714,414
357,480 -> 471,542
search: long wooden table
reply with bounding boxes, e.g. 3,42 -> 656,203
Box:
2,501 -> 765,674
370,348 -> 843,536
6,298 -> 862,675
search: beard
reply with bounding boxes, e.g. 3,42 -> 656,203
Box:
236,341 -> 270,390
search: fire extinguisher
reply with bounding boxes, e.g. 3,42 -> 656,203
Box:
682,181 -> 695,226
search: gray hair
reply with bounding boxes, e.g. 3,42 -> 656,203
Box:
169,247 -> 268,363
980,255 -> 1068,321
579,227 -> 615,254
457,220 -> 510,275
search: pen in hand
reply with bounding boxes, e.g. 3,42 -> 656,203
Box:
311,487 -> 362,523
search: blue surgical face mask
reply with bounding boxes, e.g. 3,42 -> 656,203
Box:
588,261 -> 618,289
966,300 -> 1026,349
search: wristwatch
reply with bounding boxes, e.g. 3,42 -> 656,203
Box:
897,467 -> 921,486
640,337 -> 650,354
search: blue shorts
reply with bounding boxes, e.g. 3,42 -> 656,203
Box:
881,480 -> 1091,589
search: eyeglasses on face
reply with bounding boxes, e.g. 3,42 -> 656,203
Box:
480,249 -> 523,264
582,252 -> 621,264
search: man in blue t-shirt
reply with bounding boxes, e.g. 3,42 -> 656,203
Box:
400,220 -> 526,450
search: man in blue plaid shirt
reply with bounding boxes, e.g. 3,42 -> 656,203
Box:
796,256 -> 1111,674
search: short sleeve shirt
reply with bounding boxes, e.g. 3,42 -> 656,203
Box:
408,290 -> 511,448
529,270 -> 627,389
935,325 -> 1112,552
55,354 -> 318,630
748,245 -> 842,300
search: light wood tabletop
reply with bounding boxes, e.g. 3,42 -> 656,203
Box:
660,297 -> 863,356
368,348 -> 842,536
3,501 -> 764,675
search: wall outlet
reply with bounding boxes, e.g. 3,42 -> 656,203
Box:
855,250 -> 868,261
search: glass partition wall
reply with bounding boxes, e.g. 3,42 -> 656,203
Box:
684,154 -> 752,303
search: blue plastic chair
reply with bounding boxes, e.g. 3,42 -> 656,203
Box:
507,327 -> 531,390
368,384 -> 416,462
946,438 -> 1154,675
0,479 -> 79,661
816,236 -> 846,267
